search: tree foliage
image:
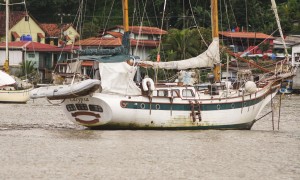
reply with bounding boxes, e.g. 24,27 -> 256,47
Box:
2,0 -> 299,37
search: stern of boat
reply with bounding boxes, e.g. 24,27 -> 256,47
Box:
62,96 -> 112,127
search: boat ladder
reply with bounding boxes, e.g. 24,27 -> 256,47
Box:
189,100 -> 202,122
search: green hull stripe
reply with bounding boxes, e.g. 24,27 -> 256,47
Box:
122,95 -> 266,111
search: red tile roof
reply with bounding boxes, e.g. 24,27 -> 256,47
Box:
0,11 -> 27,35
11,31 -> 20,38
74,36 -> 160,48
219,31 -> 274,39
105,26 -> 167,35
39,23 -> 74,37
75,37 -> 122,47
100,31 -> 123,38
0,41 -> 73,52
39,23 -> 61,37
130,39 -> 160,47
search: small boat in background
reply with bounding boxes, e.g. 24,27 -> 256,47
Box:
0,70 -> 32,103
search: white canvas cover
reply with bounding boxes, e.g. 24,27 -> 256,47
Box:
99,62 -> 141,95
141,38 -> 220,69
0,70 -> 16,86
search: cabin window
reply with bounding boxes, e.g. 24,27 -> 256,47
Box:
66,104 -> 76,111
89,104 -> 103,112
182,89 -> 195,97
75,104 -> 88,110
171,89 -> 180,97
157,90 -> 168,97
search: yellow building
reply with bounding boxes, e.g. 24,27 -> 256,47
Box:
0,11 -> 45,43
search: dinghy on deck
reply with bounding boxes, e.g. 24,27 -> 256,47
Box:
30,79 -> 101,100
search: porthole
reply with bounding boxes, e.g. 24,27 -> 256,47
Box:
231,103 -> 235,109
156,104 -> 160,110
140,103 -> 145,109
217,104 -> 221,110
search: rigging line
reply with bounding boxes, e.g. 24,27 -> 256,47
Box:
82,0 -> 88,38
101,0 -> 108,31
242,28 -> 278,57
223,0 -> 234,47
89,0 -> 97,37
229,0 -> 245,52
271,0 -> 288,59
188,0 -> 208,47
134,0 -> 149,56
23,0 -> 34,80
219,0 -> 223,36
157,0 -> 166,57
151,0 -> 159,27
98,0 -> 115,48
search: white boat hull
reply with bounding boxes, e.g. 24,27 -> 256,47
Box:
61,83 -> 279,130
0,88 -> 32,103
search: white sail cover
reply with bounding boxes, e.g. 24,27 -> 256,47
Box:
0,70 -> 16,86
141,38 -> 220,69
99,62 -> 141,95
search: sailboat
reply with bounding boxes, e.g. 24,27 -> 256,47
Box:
32,0 -> 294,129
0,0 -> 32,103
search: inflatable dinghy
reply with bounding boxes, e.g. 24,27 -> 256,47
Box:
30,79 -> 101,100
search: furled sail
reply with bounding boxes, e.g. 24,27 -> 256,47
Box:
141,38 -> 220,69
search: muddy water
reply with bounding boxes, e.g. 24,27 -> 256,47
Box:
0,95 -> 299,179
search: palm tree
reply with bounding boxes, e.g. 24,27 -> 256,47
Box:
161,28 -> 211,61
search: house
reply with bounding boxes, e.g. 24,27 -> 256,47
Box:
219,31 -> 275,58
0,11 -> 80,80
0,11 -> 45,43
291,43 -> 300,91
0,41 -> 75,82
39,23 -> 79,47
75,25 -> 167,61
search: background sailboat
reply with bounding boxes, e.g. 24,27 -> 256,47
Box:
0,0 -> 32,103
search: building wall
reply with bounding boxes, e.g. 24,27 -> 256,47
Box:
25,52 -> 39,68
10,16 -> 45,43
0,50 -> 23,66
292,44 -> 300,67
131,46 -> 151,61
64,26 -> 80,45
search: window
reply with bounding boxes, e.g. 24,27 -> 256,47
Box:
182,89 -> 195,97
89,104 -> 103,112
28,53 -> 35,58
66,104 -> 76,111
171,90 -> 180,97
157,90 -> 168,97
75,104 -> 88,110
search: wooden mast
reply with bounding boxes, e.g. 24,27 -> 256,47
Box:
3,0 -> 10,73
211,0 -> 220,82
